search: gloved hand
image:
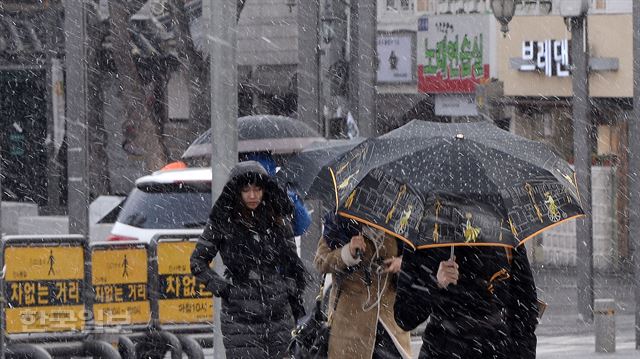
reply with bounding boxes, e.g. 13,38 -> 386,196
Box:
203,272 -> 232,299
289,293 -> 306,322
284,277 -> 306,321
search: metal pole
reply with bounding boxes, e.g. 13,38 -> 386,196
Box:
571,15 -> 594,323
321,0 -> 349,138
348,0 -> 358,132
0,201 -> 4,359
298,0 -> 322,134
64,0 -> 90,236
349,0 -> 377,137
210,0 -> 237,357
300,200 -> 322,311
631,0 -> 640,348
0,151 -> 2,237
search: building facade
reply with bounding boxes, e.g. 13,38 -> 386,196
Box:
498,11 -> 632,268
378,0 -> 633,268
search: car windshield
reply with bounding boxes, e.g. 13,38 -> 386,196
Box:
117,182 -> 212,229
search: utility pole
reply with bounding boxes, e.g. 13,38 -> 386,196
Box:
298,0 -> 322,134
210,0 -> 237,357
320,0 -> 349,138
349,0 -> 377,137
0,155 -> 2,359
630,0 -> 640,348
64,0 -> 90,237
571,14 -> 594,323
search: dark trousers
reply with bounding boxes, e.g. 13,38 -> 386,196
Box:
419,332 -> 508,359
372,322 -> 403,359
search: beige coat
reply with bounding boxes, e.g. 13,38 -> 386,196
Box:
313,231 -> 412,359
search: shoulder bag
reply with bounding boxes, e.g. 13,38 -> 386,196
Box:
288,274 -> 341,359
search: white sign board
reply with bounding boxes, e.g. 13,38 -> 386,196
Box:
376,33 -> 414,83
435,94 -> 478,117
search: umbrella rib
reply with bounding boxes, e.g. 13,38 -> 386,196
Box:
517,213 -> 587,247
415,242 -> 515,250
329,167 -> 339,212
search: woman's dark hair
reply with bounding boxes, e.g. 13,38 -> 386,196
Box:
234,171 -> 268,192
209,162 -> 293,231
233,172 -> 289,229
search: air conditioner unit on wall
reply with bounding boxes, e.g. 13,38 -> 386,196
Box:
559,0 -> 589,17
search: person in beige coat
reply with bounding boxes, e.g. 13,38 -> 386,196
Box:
313,214 -> 412,359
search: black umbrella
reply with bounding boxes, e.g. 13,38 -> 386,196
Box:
276,138 -> 365,198
181,115 -> 326,159
310,119 -> 585,250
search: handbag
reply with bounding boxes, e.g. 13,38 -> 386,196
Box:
288,275 -> 341,359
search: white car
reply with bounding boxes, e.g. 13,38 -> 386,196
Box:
108,167 -> 212,243
109,165 -> 304,256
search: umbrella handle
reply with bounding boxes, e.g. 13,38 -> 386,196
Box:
450,245 -> 455,261
354,248 -> 372,286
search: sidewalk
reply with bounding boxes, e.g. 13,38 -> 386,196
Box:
532,266 -> 637,358
409,316 -> 638,358
537,331 -> 637,358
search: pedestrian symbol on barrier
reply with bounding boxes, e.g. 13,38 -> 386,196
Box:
4,243 -> 85,334
48,249 -> 56,276
123,254 -> 129,278
91,245 -> 150,326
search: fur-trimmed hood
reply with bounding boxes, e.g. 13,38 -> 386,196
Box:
210,161 -> 293,226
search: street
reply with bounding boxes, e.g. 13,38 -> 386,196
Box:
3,1 -> 640,358
193,267 -> 640,358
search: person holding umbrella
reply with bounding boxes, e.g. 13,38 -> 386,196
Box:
304,119 -> 584,358
395,244 -> 539,358
190,161 -> 306,358
313,212 -> 412,359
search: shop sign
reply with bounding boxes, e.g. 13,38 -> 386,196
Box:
417,15 -> 492,93
376,32 -> 414,83
519,39 -> 571,77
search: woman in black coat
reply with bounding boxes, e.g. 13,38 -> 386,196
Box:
190,161 -> 306,359
395,245 -> 539,359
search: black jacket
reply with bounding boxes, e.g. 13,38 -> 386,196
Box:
190,161 -> 306,359
395,246 -> 539,359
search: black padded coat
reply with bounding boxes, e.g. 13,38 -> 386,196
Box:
190,161 -> 306,359
395,246 -> 539,359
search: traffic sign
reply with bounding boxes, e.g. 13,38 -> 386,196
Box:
91,244 -> 150,327
4,244 -> 84,334
157,241 -> 213,324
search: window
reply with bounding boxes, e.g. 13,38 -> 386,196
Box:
118,183 -> 212,229
386,0 -> 414,11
